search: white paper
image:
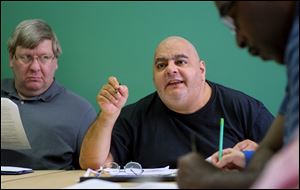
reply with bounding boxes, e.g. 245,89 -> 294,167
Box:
1,97 -> 31,150
131,182 -> 178,189
1,166 -> 33,172
64,179 -> 121,189
206,156 -> 212,163
64,179 -> 178,189
116,166 -> 177,177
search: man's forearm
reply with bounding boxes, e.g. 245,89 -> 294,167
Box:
79,112 -> 119,169
247,115 -> 284,172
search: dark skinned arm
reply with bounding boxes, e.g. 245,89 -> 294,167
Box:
177,115 -> 284,189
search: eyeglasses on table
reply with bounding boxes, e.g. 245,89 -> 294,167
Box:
84,161 -> 144,177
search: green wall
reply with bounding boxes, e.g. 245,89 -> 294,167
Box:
1,1 -> 286,115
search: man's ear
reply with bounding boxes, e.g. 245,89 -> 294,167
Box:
9,57 -> 13,68
199,60 -> 206,73
199,60 -> 206,81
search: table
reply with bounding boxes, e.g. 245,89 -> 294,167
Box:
2,170 -> 84,189
1,170 -> 177,189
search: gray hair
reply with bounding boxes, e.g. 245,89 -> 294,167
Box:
8,19 -> 62,58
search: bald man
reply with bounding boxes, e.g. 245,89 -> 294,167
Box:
79,36 -> 273,170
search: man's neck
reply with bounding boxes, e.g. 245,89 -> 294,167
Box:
16,89 -> 32,100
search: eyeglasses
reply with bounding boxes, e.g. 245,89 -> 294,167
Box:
222,16 -> 236,34
219,1 -> 236,34
14,54 -> 55,65
83,161 -> 144,177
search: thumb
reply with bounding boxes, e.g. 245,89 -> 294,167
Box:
118,85 -> 129,98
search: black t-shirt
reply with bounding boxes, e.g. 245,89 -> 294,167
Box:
110,81 -> 274,168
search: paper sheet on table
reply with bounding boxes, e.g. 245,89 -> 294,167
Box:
65,179 -> 178,189
1,166 -> 33,174
80,166 -> 177,182
116,166 -> 177,176
1,97 -> 31,150
206,156 -> 212,162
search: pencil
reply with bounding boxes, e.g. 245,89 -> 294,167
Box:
218,118 -> 224,160
114,83 -> 121,94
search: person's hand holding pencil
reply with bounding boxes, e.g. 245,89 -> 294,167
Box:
97,76 -> 129,116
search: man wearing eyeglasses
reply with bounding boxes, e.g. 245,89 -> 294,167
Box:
177,1 -> 298,188
1,19 -> 97,169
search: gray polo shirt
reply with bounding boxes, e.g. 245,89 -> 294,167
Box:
1,79 -> 97,169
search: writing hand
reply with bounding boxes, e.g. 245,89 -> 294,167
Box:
233,139 -> 258,151
210,148 -> 246,170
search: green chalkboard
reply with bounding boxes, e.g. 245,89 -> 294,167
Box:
1,1 -> 286,115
